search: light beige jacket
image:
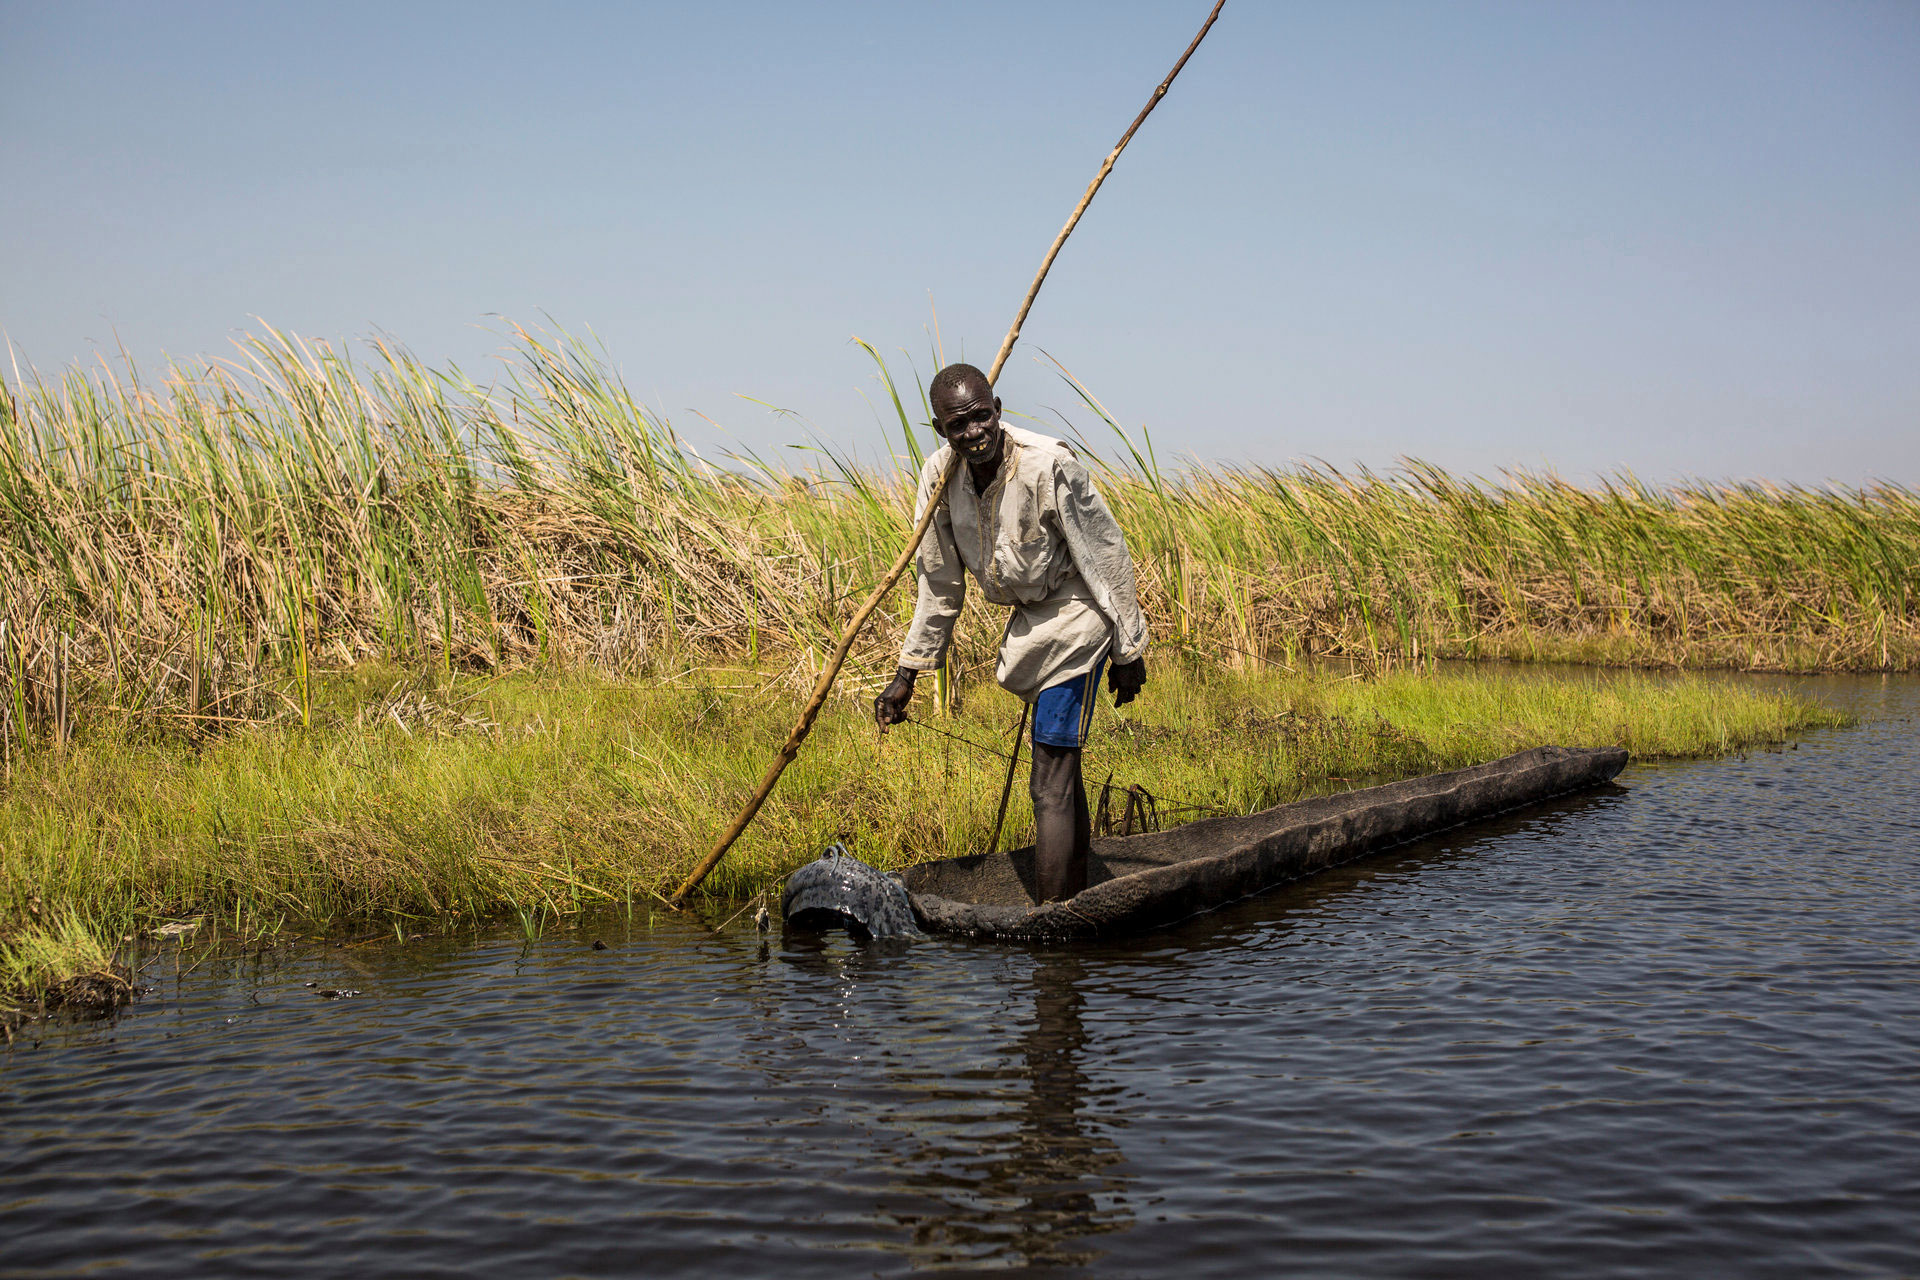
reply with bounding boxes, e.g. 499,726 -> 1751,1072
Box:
898,423 -> 1149,700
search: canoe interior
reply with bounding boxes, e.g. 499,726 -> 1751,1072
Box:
897,744 -> 1628,935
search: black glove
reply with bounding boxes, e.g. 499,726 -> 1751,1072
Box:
874,667 -> 917,731
1109,657 -> 1147,708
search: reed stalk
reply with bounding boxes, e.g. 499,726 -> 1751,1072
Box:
0,322 -> 1913,768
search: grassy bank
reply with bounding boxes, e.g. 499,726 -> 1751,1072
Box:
0,658 -> 1846,1025
1,327 -> 1915,765
0,322 -> 1887,1024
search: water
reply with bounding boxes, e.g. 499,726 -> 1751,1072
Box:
5,676 -> 1917,1278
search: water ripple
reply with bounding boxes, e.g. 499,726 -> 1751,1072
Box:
5,677 -> 1918,1277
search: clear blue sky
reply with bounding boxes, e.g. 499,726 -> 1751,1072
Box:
3,1 -> 1915,483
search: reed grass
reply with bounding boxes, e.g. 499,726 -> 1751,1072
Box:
0,904 -> 130,1035
0,325 -> 1913,772
0,322 -> 1888,1021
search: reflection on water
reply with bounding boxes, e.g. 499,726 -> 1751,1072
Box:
756,940 -> 1127,1269
904,954 -> 1126,1268
1003,956 -> 1126,1262
4,674 -> 1918,1278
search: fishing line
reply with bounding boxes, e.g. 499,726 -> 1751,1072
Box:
896,710 -> 1230,823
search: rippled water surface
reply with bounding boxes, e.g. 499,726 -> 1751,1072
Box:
6,676 -> 1918,1278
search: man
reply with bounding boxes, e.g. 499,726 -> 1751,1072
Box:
873,363 -> 1149,902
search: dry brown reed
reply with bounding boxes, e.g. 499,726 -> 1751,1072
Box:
1,324 -> 1914,762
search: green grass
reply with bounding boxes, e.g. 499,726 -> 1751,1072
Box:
0,319 -> 1889,1020
0,905 -> 125,1027
0,657 -> 1847,1022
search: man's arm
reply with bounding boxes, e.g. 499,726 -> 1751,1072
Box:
1054,455 -> 1149,652
880,454 -> 965,729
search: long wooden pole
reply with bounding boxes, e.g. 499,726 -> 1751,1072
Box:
668,1 -> 1226,907
982,0 -> 1227,387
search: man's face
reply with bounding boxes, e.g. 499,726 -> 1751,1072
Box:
932,381 -> 1003,464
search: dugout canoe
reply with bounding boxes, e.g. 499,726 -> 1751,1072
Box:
792,744 -> 1627,941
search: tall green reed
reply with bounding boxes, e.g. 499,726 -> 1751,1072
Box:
1,322 -> 1914,756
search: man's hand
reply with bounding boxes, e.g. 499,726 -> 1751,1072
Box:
1109,657 -> 1147,708
874,667 -> 918,732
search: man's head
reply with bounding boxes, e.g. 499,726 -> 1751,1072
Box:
929,363 -> 1003,465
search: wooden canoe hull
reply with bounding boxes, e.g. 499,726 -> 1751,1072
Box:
901,745 -> 1628,939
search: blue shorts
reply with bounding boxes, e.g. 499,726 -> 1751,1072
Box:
1030,658 -> 1107,749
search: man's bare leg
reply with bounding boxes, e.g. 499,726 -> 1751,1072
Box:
1030,741 -> 1091,902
